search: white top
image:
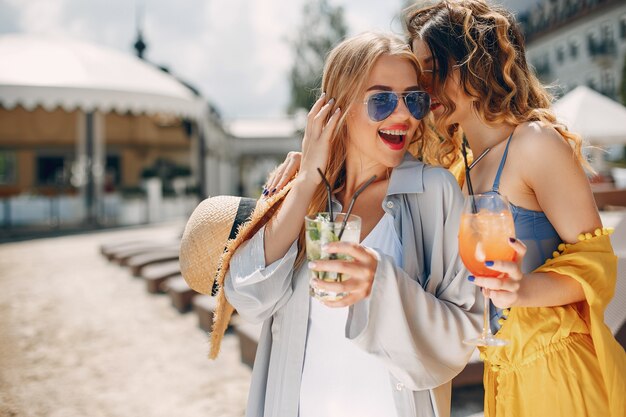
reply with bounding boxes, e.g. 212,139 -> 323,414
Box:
299,212 -> 402,417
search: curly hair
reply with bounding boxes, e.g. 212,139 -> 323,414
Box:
403,0 -> 588,169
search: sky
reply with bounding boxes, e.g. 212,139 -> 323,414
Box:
0,0 -> 532,121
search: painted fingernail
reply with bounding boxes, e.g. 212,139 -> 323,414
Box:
509,237 -> 516,243
262,189 -> 268,196
328,98 -> 335,105
308,261 -> 316,269
485,261 -> 494,267
271,188 -> 277,193
468,275 -> 475,282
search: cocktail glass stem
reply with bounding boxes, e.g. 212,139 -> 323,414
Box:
482,293 -> 493,340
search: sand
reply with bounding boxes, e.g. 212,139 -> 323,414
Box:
0,222 -> 251,417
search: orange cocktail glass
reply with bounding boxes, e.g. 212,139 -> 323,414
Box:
458,193 -> 516,346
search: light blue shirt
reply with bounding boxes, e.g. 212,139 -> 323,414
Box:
225,154 -> 483,417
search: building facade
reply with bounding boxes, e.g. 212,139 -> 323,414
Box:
521,0 -> 626,101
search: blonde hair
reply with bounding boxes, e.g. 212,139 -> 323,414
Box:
294,31 -> 432,268
404,0 -> 588,170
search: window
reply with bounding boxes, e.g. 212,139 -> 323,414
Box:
0,151 -> 17,185
36,155 -> 67,185
104,155 -> 121,192
601,23 -> 614,40
569,39 -> 579,58
601,71 -> 616,99
556,46 -> 565,64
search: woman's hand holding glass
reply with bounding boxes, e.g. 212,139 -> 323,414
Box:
459,193 -> 517,346
469,238 -> 527,309
308,241 -> 378,307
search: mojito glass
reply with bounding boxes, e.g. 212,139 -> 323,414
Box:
305,212 -> 361,301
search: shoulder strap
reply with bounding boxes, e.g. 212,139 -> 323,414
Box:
491,133 -> 514,193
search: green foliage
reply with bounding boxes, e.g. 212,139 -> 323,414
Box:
287,0 -> 348,114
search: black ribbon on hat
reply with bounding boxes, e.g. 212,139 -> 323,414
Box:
211,197 -> 257,296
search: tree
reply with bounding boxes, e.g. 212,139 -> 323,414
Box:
287,0 -> 348,114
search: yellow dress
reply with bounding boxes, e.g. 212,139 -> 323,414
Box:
480,230 -> 626,417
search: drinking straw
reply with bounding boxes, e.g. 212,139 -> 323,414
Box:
317,168 -> 333,220
469,146 -> 491,170
338,174 -> 377,240
461,139 -> 478,213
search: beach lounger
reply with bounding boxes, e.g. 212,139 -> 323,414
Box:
141,260 -> 181,293
452,354 -> 484,388
593,188 -> 626,211
165,276 -> 198,313
232,318 -> 262,369
127,249 -> 180,276
100,239 -> 148,257
109,242 -> 179,264
192,295 -> 218,332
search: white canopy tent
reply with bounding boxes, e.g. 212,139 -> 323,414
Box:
553,85 -> 626,145
553,85 -> 626,174
0,33 -> 208,224
0,33 -> 203,117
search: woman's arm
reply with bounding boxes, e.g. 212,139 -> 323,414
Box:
473,124 -> 602,308
263,95 -> 340,265
224,226 -> 299,323
328,168 -> 482,390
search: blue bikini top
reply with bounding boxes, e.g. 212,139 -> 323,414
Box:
483,134 -> 562,273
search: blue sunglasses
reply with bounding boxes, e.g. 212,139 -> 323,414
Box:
364,91 -> 431,122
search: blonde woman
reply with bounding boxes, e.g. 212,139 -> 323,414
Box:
223,32 -> 481,417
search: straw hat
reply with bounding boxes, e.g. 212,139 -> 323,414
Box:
179,181 -> 293,359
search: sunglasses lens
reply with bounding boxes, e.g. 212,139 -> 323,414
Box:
405,91 -> 431,120
367,92 -> 397,122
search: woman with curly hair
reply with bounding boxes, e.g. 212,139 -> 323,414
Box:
404,1 -> 625,416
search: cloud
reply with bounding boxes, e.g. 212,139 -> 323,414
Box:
0,0 -> 21,33
0,0 -> 402,119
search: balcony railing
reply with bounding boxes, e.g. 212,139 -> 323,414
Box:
587,36 -> 617,58
520,0 -> 619,43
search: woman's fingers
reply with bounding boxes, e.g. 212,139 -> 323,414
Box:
272,157 -> 299,195
508,237 -> 527,261
322,107 -> 341,135
300,94 -> 339,180
310,276 -> 362,293
266,152 -> 301,196
304,94 -> 334,147
481,260 -> 523,281
309,258 -> 372,279
488,289 -> 517,309
470,275 -> 520,293
322,241 -> 376,265
320,292 -> 364,308
310,278 -> 370,308
308,242 -> 377,308
264,165 -> 285,196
